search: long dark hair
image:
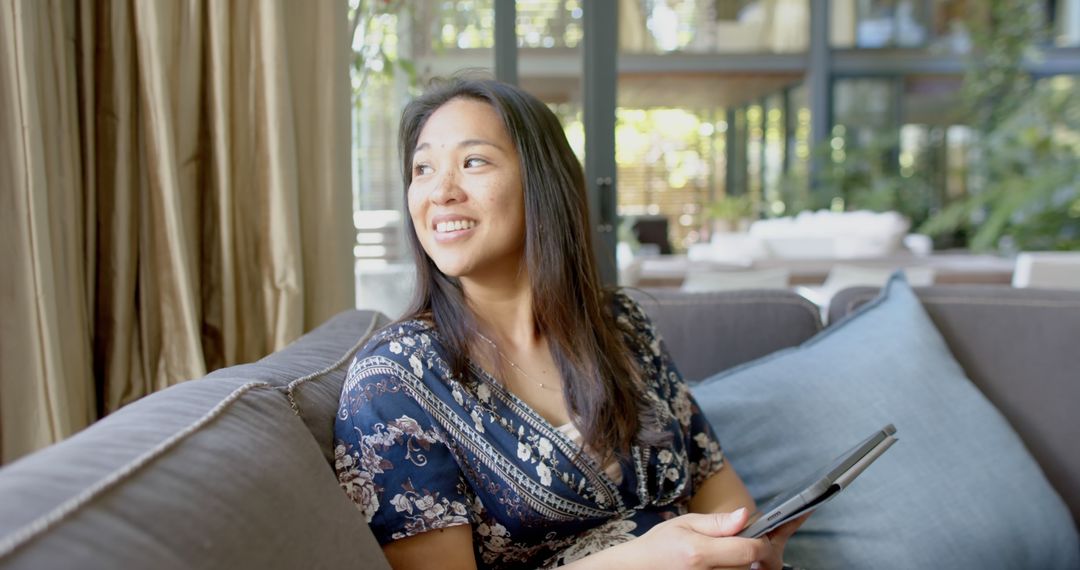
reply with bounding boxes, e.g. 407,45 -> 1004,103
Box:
397,77 -> 667,458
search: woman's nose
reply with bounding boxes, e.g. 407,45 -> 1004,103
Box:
429,170 -> 464,205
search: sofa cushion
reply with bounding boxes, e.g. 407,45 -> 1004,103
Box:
206,310 -> 391,463
830,284 -> 1080,524
0,378 -> 389,569
692,275 -> 1079,568
628,288 -> 822,383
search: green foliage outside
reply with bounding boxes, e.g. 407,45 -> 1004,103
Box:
705,194 -> 755,223
920,77 -> 1080,251
788,0 -> 1079,252
347,0 -> 416,100
792,128 -> 939,228
917,1 -> 1080,252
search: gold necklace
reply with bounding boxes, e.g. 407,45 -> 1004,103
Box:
475,332 -> 558,391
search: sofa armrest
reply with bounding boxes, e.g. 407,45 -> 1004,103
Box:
0,379 -> 389,569
206,309 -> 391,463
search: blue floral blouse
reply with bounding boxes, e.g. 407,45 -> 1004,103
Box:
334,292 -> 725,568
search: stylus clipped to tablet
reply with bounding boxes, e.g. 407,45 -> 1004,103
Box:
737,424 -> 898,539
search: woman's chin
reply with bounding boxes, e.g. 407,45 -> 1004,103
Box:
432,260 -> 471,279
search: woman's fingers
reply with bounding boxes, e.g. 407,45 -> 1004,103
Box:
746,512 -> 811,570
677,508 -> 751,538
766,512 -> 812,544
672,510 -> 778,569
686,533 -> 770,569
631,510 -> 786,570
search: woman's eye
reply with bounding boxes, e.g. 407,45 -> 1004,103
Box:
414,164 -> 432,176
464,157 -> 487,168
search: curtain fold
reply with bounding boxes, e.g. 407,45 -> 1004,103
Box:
1,0 -> 96,461
0,0 -> 354,463
284,0 -> 354,333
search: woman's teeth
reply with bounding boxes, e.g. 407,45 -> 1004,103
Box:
436,220 -> 476,233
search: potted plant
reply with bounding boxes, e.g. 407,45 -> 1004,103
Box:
705,194 -> 755,234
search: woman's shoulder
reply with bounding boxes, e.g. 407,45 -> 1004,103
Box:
608,289 -> 658,338
345,318 -> 448,379
341,318 -> 450,407
357,318 -> 439,359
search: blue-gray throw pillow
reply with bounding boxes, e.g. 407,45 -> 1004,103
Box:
691,275 -> 1079,569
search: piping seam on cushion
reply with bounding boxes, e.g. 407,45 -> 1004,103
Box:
0,381 -> 273,562
640,297 -> 823,331
923,296 -> 1080,310
281,312 -> 384,417
842,293 -> 1080,317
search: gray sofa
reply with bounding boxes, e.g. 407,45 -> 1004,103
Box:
0,285 -> 1077,569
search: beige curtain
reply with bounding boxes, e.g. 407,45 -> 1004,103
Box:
0,0 -> 354,463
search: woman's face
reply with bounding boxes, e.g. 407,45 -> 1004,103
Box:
408,97 -> 527,282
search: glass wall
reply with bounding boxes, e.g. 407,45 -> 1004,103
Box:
825,74 -> 971,227
517,0 -> 583,48
348,1 -> 1080,294
615,105 -> 724,251
421,0 -> 496,51
784,83 -> 813,212
831,0 -> 975,51
620,0 -> 809,54
1051,0 -> 1080,46
349,1 -> 495,316
761,92 -> 788,216
832,0 -> 1080,50
517,0 -> 583,140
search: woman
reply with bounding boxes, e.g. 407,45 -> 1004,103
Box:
334,77 -> 806,569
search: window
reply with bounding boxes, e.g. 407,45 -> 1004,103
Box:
349,1 -> 494,317
621,0 -> 809,54
831,0 -> 974,52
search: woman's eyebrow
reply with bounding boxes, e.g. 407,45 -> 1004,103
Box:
414,139 -> 505,153
458,139 -> 504,151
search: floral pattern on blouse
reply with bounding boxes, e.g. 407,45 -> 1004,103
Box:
334,291 -> 724,569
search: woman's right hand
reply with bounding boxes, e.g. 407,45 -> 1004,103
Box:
567,508 -> 779,570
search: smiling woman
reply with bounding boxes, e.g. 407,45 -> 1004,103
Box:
332,77 -> 806,570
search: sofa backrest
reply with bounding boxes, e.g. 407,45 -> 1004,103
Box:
629,288 -> 823,383
830,285 -> 1080,524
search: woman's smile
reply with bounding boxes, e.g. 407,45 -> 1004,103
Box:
432,216 -> 479,243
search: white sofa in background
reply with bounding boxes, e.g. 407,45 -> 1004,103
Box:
748,210 -> 911,260
687,210 -> 914,265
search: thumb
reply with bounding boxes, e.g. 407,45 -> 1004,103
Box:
680,507 -> 750,538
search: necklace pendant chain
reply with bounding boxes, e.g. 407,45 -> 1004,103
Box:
475,332 -> 558,392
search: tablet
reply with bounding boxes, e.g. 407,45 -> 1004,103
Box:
736,424 -> 898,538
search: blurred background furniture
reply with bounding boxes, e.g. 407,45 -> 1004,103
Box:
634,252 -> 1014,288
748,210 -> 911,260
631,216 -> 674,255
796,264 -> 936,315
1013,252 -> 1080,290
680,267 -> 791,292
